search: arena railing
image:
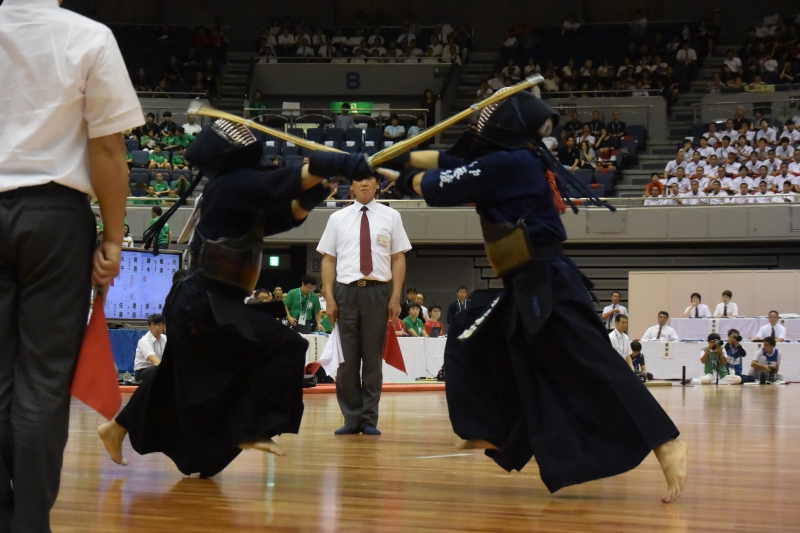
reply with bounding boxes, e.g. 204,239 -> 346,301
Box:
691,97 -> 800,124
136,91 -> 208,99
550,104 -> 653,133
704,83 -> 800,95
241,108 -> 429,130
542,89 -> 659,99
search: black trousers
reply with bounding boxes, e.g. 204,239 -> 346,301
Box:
0,183 -> 95,533
134,366 -> 158,383
334,281 -> 391,429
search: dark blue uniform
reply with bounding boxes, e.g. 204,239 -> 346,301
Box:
421,149 -> 679,493
116,165 -> 309,477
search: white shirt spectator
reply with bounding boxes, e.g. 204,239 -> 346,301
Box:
776,145 -> 795,160
789,161 -> 800,176
664,159 -> 687,176
369,46 -> 387,56
779,129 -> 800,145
182,120 -> 202,136
487,77 -> 504,91
731,192 -> 753,204
317,44 -> 335,58
420,55 -> 440,64
685,304 -> 712,317
602,304 -> 628,329
503,36 -> 517,47
756,127 -> 777,144
772,172 -> 793,191
732,176 -> 754,191
429,43 -> 443,56
577,133 -> 596,146
716,146 -> 737,160
724,56 -> 743,73
608,329 -> 632,358
524,63 -> 541,76
680,190 -> 707,205
703,132 -> 720,147
736,144 -> 753,161
746,160 -> 767,175
396,32 -> 415,47
501,65 -> 521,80
563,19 -> 581,32
707,191 -> 730,204
296,45 -> 314,57
721,129 -> 740,143
476,86 -> 494,98
724,162 -> 742,175
317,198 -> 411,284
134,331 -> 166,371
714,302 -> 739,317
697,146 -> 715,159
752,190 -> 775,203
685,161 -> 703,177
676,47 -> 697,63
761,58 -> 778,73
278,33 -> 296,47
332,34 -> 348,45
667,177 -> 691,193
643,197 -> 661,206
755,323 -> 786,340
0,0 -> 143,196
642,325 -> 680,341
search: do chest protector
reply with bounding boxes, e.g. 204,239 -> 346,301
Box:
189,223 -> 265,294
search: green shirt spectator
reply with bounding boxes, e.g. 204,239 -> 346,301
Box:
283,275 -> 323,331
402,304 -> 427,337
148,206 -> 171,247
162,135 -> 181,148
321,313 -> 333,333
152,180 -> 170,194
149,151 -> 167,164
171,153 -> 186,168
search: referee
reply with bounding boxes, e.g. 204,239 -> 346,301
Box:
317,175 -> 411,435
0,1 -> 142,530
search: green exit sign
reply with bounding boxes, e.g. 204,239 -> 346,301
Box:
268,256 -> 280,267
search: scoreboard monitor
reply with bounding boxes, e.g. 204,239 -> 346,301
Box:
104,249 -> 182,322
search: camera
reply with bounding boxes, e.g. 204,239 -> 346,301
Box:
713,339 -> 725,348
730,335 -> 742,342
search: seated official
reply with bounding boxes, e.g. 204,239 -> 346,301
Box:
713,290 -> 738,318
320,310 -> 334,334
748,336 -> 782,382
284,275 -> 323,334
752,310 -> 786,342
424,305 -> 444,336
608,314 -> 632,366
697,333 -> 741,384
402,303 -> 428,337
134,314 -> 166,383
683,292 -> 712,318
391,316 -> 408,337
724,328 -> 752,382
629,341 -> 653,381
641,311 -> 680,341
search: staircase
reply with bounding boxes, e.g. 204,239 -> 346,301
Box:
615,56 -> 724,197
211,51 -> 253,117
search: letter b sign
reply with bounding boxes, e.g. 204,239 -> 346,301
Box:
346,72 -> 360,90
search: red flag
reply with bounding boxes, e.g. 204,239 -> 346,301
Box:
382,323 -> 406,374
71,297 -> 122,420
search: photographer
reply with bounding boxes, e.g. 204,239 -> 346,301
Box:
747,336 -> 782,383
698,333 -> 741,384
629,341 -> 653,382
724,328 -> 753,383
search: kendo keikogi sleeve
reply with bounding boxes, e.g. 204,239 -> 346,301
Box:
418,152 -> 517,207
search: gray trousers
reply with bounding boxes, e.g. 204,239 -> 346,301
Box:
334,281 -> 391,429
0,183 -> 95,533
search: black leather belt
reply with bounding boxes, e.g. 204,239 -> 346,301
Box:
347,279 -> 387,287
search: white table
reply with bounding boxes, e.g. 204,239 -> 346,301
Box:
641,340 -> 800,381
302,335 -> 447,383
670,318 -> 800,341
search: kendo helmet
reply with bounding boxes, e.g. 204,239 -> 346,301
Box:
184,119 -> 263,178
448,89 -> 559,157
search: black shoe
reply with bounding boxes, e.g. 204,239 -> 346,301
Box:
334,425 -> 360,435
361,424 -> 381,436
759,372 -> 767,385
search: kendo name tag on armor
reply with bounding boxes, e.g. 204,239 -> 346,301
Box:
298,315 -> 307,326
376,234 -> 390,246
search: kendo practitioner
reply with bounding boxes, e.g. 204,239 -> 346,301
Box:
98,120 -> 371,476
374,91 -> 688,503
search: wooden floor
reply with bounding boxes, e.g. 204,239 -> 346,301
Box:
54,386 -> 800,533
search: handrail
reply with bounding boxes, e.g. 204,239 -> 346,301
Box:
704,83 -> 800,94
241,108 -> 429,128
438,58 -> 460,100
551,104 -> 654,133
136,91 -> 208,99
513,19 -> 697,29
691,97 -> 800,124
251,56 -> 456,63
542,89 -> 659,98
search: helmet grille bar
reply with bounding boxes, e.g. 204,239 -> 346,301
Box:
476,87 -> 513,133
212,119 -> 257,146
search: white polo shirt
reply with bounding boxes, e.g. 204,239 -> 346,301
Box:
696,146 -> 715,159
756,323 -> 786,340
134,331 -> 167,371
317,198 -> 412,284
680,190 -> 706,205
0,0 -> 143,196
641,324 -> 680,342
756,128 -> 777,144
714,302 -> 738,316
609,329 -> 632,358
753,190 -> 775,203
707,191 -> 730,205
664,159 -> 686,176
182,121 -> 202,135
685,304 -> 712,317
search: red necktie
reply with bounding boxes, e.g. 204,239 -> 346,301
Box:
695,307 -> 699,318
360,206 -> 373,276
657,327 -> 661,339
772,326 -> 775,338
724,305 -> 727,317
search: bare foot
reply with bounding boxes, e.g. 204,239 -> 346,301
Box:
239,439 -> 287,457
654,439 -> 688,503
456,439 -> 499,451
97,421 -> 129,466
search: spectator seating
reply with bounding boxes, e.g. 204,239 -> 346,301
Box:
325,128 -> 345,143
344,129 -> 364,144
573,169 -> 594,189
131,150 -> 150,168
305,128 -> 325,143
287,127 -> 305,139
282,146 -> 301,157
130,169 -> 150,185
262,145 -> 280,157
284,155 -> 304,166
171,169 -> 192,181
125,139 -> 140,152
365,128 -> 383,144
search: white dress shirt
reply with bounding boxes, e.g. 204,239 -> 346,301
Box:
685,304 -> 712,317
756,128 -> 777,144
182,122 -> 202,135
317,198 -> 411,284
642,325 -> 680,342
609,329 -> 632,358
0,0 -> 143,196
755,323 -> 786,340
714,302 -> 738,317
707,191 -> 730,205
134,331 -> 166,371
602,304 -> 628,329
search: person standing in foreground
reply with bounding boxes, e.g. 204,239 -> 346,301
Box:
317,172 -> 411,435
0,0 -> 141,530
368,91 -> 687,502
